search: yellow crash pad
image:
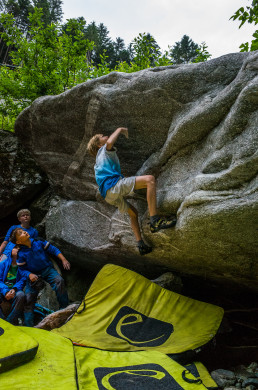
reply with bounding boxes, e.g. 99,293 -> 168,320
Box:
75,346 -> 211,390
53,264 -> 224,354
0,327 -> 77,390
0,318 -> 38,373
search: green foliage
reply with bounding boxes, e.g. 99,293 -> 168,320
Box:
0,0 -> 33,31
0,0 -> 62,30
154,51 -> 172,67
230,1 -> 258,27
0,4 -> 212,132
0,66 -> 26,130
114,33 -> 172,72
131,32 -> 163,69
87,51 -> 111,79
170,35 -> 200,64
0,8 -> 94,129
110,36 -> 131,68
84,21 -> 115,67
32,0 -> 63,26
193,42 -> 212,63
0,0 -> 63,63
230,0 -> 258,51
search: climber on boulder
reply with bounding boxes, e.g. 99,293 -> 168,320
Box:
87,127 -> 176,256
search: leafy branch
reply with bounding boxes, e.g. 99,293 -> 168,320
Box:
230,0 -> 258,51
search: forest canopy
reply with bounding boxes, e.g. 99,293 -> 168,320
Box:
0,0 -> 256,131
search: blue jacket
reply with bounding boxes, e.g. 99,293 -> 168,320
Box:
17,239 -> 61,275
0,255 -> 27,296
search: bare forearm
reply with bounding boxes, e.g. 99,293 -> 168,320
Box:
0,241 -> 8,255
106,127 -> 128,150
57,253 -> 71,270
57,253 -> 66,262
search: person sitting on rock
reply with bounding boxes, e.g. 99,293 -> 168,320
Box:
87,127 -> 176,256
10,228 -> 71,327
0,209 -> 38,257
0,246 -> 27,325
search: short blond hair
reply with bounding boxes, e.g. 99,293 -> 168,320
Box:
17,209 -> 31,219
87,134 -> 102,157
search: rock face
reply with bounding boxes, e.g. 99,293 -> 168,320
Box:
0,130 -> 48,219
15,52 -> 258,290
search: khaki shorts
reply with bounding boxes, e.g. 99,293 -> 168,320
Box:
105,177 -> 136,213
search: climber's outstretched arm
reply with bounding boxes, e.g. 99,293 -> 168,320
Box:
106,127 -> 128,150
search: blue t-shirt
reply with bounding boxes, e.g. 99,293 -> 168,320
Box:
3,225 -> 39,256
94,144 -> 123,198
4,225 -> 38,241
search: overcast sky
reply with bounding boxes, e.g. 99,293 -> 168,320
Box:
62,0 -> 255,59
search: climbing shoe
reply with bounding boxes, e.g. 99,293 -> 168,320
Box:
138,241 -> 153,256
150,215 -> 177,233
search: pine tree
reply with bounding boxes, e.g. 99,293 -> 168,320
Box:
32,0 -> 63,26
109,36 -> 130,67
85,21 -> 114,66
170,35 -> 199,64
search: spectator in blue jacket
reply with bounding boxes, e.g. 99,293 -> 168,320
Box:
10,228 -> 71,327
0,209 -> 38,257
0,246 -> 27,325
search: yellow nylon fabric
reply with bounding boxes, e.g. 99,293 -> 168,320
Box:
0,327 -> 78,390
187,361 -> 218,388
53,264 -> 224,353
0,319 -> 38,372
74,346 -> 209,390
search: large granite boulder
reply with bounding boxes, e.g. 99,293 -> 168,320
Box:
0,130 -> 48,219
15,52 -> 258,290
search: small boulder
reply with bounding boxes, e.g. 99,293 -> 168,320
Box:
151,272 -> 183,292
211,369 -> 236,387
35,303 -> 79,330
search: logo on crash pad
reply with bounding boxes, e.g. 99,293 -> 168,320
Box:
94,364 -> 182,390
0,327 -> 4,336
106,306 -> 173,347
